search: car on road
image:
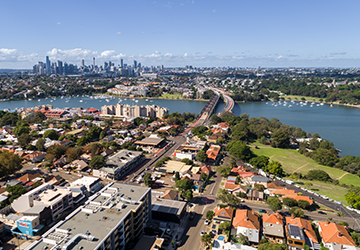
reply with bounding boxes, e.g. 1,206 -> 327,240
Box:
65,171 -> 70,174
259,209 -> 267,213
318,211 -> 327,215
78,174 -> 83,177
204,219 -> 209,225
33,167 -> 39,170
200,230 -> 205,236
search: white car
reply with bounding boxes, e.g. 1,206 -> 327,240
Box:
33,167 -> 39,170
200,230 -> 205,236
204,219 -> 209,225
65,171 -> 70,174
78,174 -> 83,177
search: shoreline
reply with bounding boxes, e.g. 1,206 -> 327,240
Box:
96,93 -> 209,102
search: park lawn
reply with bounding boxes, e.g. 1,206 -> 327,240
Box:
339,174 -> 360,186
283,95 -> 323,102
292,180 -> 348,204
252,143 -> 356,180
160,94 -> 182,99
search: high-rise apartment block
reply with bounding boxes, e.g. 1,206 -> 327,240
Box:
101,104 -> 168,119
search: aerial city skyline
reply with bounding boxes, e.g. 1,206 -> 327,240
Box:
1,0 -> 360,69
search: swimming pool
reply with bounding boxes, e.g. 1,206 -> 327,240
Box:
218,236 -> 225,240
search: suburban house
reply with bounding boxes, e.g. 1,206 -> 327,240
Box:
262,213 -> 285,244
161,190 -> 178,200
23,152 -> 46,163
206,144 -> 221,165
286,224 -> 306,250
246,189 -> 265,201
232,209 -> 260,244
286,215 -> 320,250
246,175 -> 269,188
214,206 -> 234,224
318,221 -> 356,250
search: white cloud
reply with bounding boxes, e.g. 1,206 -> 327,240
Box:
116,32 -> 123,35
57,22 -> 61,25
213,9 -> 216,13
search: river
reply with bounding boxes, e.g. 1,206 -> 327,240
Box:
1,97 -> 359,157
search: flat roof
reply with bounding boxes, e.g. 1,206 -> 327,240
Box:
29,183 -> 150,250
159,160 -> 192,173
151,196 -> 186,216
133,235 -> 164,250
135,137 -> 164,146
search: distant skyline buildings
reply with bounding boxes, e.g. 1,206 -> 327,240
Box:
32,56 -> 160,76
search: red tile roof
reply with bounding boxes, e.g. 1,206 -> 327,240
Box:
286,216 -> 318,243
232,209 -> 260,230
319,221 -> 355,246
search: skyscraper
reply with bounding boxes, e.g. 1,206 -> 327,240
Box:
46,56 -> 51,75
134,60 -> 137,69
81,59 -> 85,67
121,59 -> 124,69
57,60 -> 63,75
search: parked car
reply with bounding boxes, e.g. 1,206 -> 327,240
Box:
200,230 -> 205,236
259,209 -> 267,213
33,167 -> 39,170
204,219 -> 209,225
318,211 -> 327,215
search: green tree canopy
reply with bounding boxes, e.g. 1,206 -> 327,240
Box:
216,164 -> 232,177
89,155 -> 106,169
226,140 -> 253,161
266,197 -> 282,211
35,138 -> 46,151
305,169 -> 331,182
0,151 -> 23,177
264,160 -> 284,176
271,129 -> 290,148
143,172 -> 152,187
249,155 -> 269,169
196,150 -> 208,162
283,197 -> 298,207
43,129 -> 59,140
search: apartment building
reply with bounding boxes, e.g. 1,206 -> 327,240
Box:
25,183 -> 151,250
101,104 -> 168,119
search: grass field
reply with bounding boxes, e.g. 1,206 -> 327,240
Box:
282,95 -> 323,102
251,143 -> 360,204
159,94 -> 182,99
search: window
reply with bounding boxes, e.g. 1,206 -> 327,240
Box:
288,240 -> 293,244
221,212 -> 225,216
294,241 -> 303,246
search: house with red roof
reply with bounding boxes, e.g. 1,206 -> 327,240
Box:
318,221 -> 356,250
286,215 -> 319,249
23,152 -> 46,163
201,165 -> 211,175
232,209 -> 260,243
214,206 -> 234,223
206,145 -> 221,164
262,213 -> 285,243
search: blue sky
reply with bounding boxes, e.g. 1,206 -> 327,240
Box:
1,0 -> 360,68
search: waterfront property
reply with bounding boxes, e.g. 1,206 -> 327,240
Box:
26,182 -> 152,250
101,103 -> 168,119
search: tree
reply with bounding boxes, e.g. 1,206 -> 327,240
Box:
0,151 -> 23,177
229,157 -> 237,168
254,183 -> 265,192
267,197 -> 282,211
99,130 -> 106,140
249,155 -> 269,169
43,129 -> 59,140
217,189 -> 241,207
206,210 -> 214,221
196,150 -> 208,162
298,200 -> 311,210
18,133 -> 32,148
77,134 -> 89,146
66,147 -> 83,163
89,155 -> 106,169
216,164 -> 232,177
88,126 -> 103,140
305,169 -> 331,182
237,233 -> 249,245
175,179 -> 193,201
264,160 -> 284,176
210,114 -> 223,124
6,184 -> 26,203
289,207 -> 304,218
13,123 -> 30,137
181,158 -> 194,165
47,144 -> 67,159
143,172 -> 152,187
36,138 -> 46,151
226,140 -> 253,161
201,172 -> 208,181
271,129 -> 290,148
283,197 -> 298,207
305,182 -> 313,190
181,189 -> 193,201
174,171 -> 180,182
219,221 -> 231,232
201,233 -> 211,247
258,242 -> 287,250
87,143 -> 103,156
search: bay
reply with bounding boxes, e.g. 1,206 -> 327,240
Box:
215,101 -> 360,157
1,97 -> 359,157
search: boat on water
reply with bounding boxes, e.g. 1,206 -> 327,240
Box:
135,100 -> 139,103
106,99 -> 110,102
28,98 -> 32,101
320,103 -> 324,106
66,100 -> 69,103
146,99 -> 149,101
288,105 -> 293,108
38,99 -> 40,102
330,104 -> 333,108
50,100 -> 53,102
132,98 -> 135,101
79,100 -> 83,103
310,105 -> 313,107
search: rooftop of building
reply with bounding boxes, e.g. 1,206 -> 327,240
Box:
28,183 -> 150,250
151,196 -> 186,216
